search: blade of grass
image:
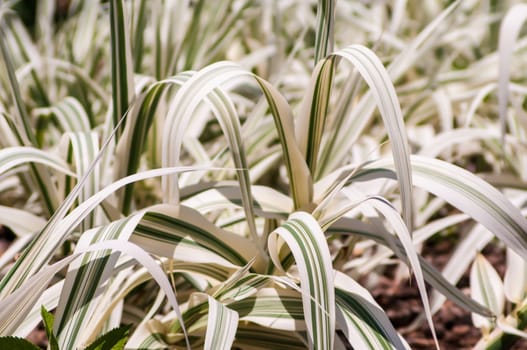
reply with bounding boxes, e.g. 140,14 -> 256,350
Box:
109,0 -> 134,141
204,295 -> 239,350
314,0 -> 335,64
498,4 -> 527,146
268,212 -> 335,350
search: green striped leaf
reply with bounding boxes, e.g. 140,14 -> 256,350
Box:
268,212 -> 335,350
181,181 -> 292,218
161,62 -> 309,258
162,66 -> 258,232
471,254 -> 504,331
41,97 -> 91,133
204,296 -> 238,350
13,281 -> 62,337
115,73 -> 188,214
253,76 -> 313,209
327,217 -> 492,318
132,205 -> 255,268
0,146 -> 73,177
298,45 -> 413,230
352,155 -> 527,261
498,4 -> 527,144
131,0 -> 148,72
316,1 -> 462,178
47,202 -> 256,348
109,0 -> 135,140
504,247 -> 527,304
327,190 -> 438,348
0,166 -> 206,298
61,132 -> 100,230
0,19 -> 60,215
54,216 -> 143,349
0,23 -> 36,145
335,272 -> 409,350
233,287 -> 305,330
314,0 -> 335,64
297,56 -> 335,177
335,46 -> 413,231
233,324 -> 307,349
71,0 -> 100,64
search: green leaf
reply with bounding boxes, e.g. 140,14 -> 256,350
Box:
0,337 -> 40,350
353,155 -> 527,261
109,0 -> 135,140
204,296 -> 238,350
0,21 -> 61,215
471,254 -> 504,331
314,0 -> 335,64
268,212 -> 335,350
0,20 -> 36,145
335,271 -> 410,350
0,166 -> 204,299
41,306 -> 59,350
503,248 -> 527,304
498,4 -> 527,144
115,74 -> 186,214
84,325 -> 131,350
329,217 -> 492,318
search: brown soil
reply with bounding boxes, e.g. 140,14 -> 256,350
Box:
372,239 -> 527,350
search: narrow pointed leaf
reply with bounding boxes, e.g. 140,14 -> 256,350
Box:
109,0 -> 135,140
498,4 -> 527,144
204,296 -> 239,350
471,254 -> 504,330
268,212 -> 335,350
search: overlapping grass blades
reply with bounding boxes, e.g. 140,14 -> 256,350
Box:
1,1 -> 527,349
269,212 -> 335,349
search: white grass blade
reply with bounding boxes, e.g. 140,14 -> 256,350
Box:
253,76 -> 313,209
335,45 -> 413,231
503,247 -> 527,304
181,182 -> 292,218
355,155 -> 527,261
317,1 -> 461,177
268,212 -> 335,350
132,204 -> 257,268
0,253 -> 80,335
60,132 -> 101,230
471,253 -> 504,330
54,215 -> 143,349
161,63 -> 264,258
0,146 -> 74,177
114,73 -> 188,213
314,0 -> 335,64
0,205 -> 46,236
109,0 -> 135,140
0,166 -> 207,298
498,4 -> 527,145
204,295 -> 239,350
334,271 -> 410,350
13,281 -> 62,337
339,192 -> 438,349
0,23 -> 36,145
328,218 -> 493,318
233,324 -> 308,349
40,97 -> 91,133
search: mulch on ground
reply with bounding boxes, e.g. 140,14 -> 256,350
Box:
372,238 -> 527,349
